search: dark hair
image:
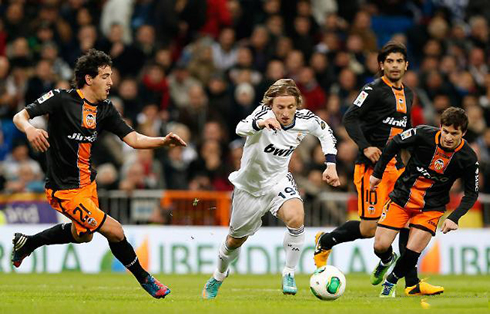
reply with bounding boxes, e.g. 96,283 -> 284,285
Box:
440,107 -> 468,132
72,49 -> 112,88
377,41 -> 408,64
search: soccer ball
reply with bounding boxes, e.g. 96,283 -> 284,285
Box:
310,265 -> 346,300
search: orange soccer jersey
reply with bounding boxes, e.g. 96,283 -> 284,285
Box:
46,181 -> 106,235
378,199 -> 444,235
354,159 -> 404,220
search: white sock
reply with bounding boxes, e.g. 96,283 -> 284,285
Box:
213,242 -> 240,282
282,226 -> 305,276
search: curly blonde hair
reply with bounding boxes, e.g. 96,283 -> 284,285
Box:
260,79 -> 303,108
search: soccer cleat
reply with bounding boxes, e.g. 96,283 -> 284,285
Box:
313,232 -> 331,268
140,275 -> 171,299
11,233 -> 32,268
202,277 -> 223,299
370,252 -> 398,285
405,280 -> 444,296
282,274 -> 297,295
379,281 -> 396,298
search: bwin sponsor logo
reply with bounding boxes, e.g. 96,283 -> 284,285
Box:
264,144 -> 294,157
382,116 -> 407,127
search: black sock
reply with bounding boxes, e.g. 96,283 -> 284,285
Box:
109,237 -> 149,283
387,248 -> 421,284
27,223 -> 76,251
399,228 -> 420,287
320,220 -> 362,250
375,245 -> 393,264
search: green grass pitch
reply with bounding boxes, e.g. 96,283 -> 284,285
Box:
0,273 -> 488,313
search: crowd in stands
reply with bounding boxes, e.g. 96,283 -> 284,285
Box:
1,0 -> 490,201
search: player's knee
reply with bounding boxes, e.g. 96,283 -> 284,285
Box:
373,241 -> 389,253
106,221 -> 125,242
74,232 -> 93,243
362,228 -> 376,238
226,236 -> 247,249
360,222 -> 376,238
287,214 -> 304,229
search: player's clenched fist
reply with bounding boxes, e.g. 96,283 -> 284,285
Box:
323,165 -> 341,187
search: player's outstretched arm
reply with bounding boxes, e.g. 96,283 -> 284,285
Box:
13,109 -> 50,152
123,131 -> 187,149
322,164 -> 341,187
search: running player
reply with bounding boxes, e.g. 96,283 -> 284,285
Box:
370,107 -> 478,297
202,79 -> 340,299
11,49 -> 186,298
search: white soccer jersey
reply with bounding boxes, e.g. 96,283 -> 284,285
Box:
229,105 -> 337,196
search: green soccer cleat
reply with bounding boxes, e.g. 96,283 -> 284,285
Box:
202,277 -> 223,299
370,252 -> 398,285
380,281 -> 396,297
282,274 -> 297,295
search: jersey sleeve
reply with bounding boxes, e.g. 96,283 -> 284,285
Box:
104,103 -> 134,139
343,85 -> 377,151
308,113 -> 337,163
235,105 -> 273,137
447,159 -> 479,224
25,90 -> 62,118
373,126 -> 420,178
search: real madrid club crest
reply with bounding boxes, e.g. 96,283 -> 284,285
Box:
296,132 -> 303,142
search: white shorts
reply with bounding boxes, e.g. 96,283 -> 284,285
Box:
229,173 -> 302,238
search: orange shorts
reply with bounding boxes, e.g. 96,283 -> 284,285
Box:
378,200 -> 444,236
354,160 -> 404,220
46,181 -> 107,235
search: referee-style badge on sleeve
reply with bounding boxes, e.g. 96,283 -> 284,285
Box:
354,91 -> 368,107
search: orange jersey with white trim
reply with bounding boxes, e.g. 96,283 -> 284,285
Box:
25,89 -> 133,190
373,125 -> 479,215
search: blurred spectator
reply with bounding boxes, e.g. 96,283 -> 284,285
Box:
3,140 -> 43,182
140,63 -> 170,111
95,163 -> 119,191
134,24 -> 157,60
119,77 -> 143,125
297,66 -> 326,112
200,0 -> 232,39
4,161 -> 44,193
100,0 -> 134,45
188,139 -> 232,191
163,145 -> 189,190
24,59 -> 56,105
168,63 -> 201,110
212,27 -> 238,72
187,39 -> 217,85
40,42 -> 72,81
